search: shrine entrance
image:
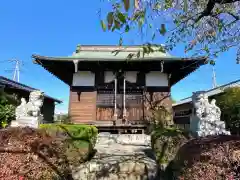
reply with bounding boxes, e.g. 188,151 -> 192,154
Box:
96,71 -> 144,124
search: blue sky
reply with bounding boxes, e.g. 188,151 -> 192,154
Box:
0,0 -> 239,113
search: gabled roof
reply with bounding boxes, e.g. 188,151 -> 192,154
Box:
173,79 -> 240,107
33,45 -> 207,86
0,76 -> 62,103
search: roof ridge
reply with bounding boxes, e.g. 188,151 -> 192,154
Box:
76,45 -> 167,53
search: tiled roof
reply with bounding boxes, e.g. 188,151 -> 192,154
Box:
173,79 -> 240,106
32,45 -> 206,62
32,44 -> 207,86
0,76 -> 62,103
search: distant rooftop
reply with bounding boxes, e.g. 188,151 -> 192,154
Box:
0,76 -> 62,103
173,79 -> 240,106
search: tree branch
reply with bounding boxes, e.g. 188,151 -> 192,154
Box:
215,0 -> 240,4
195,0 -> 216,22
227,12 -> 240,20
195,0 -> 240,22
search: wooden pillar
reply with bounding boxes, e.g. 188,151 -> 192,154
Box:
113,78 -> 118,120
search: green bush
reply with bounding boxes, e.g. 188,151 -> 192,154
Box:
41,124 -> 98,167
215,87 -> 240,135
40,124 -> 98,145
0,90 -> 19,128
151,127 -> 192,166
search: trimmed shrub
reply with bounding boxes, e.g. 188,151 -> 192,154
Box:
0,127 -> 73,180
165,135 -> 240,180
40,124 -> 98,165
40,124 -> 98,145
151,127 -> 192,166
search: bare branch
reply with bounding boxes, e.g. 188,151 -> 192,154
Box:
227,12 -> 240,20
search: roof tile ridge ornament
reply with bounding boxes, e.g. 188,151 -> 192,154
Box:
72,44 -> 81,57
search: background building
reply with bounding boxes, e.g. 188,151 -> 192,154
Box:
0,76 -> 62,122
173,79 -> 240,129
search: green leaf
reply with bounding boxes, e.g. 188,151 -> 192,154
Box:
123,0 -> 130,11
138,17 -> 144,28
117,12 -> 126,23
204,45 -> 209,53
114,20 -> 121,30
164,0 -> 173,9
183,0 -> 188,12
218,20 -> 224,32
125,24 -> 130,32
215,8 -> 221,14
107,12 -> 114,30
209,60 -> 215,65
153,2 -> 161,10
159,24 -> 167,35
100,20 -> 106,32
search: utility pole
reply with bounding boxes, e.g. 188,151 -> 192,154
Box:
13,60 -> 20,82
6,59 -> 22,83
212,66 -> 217,88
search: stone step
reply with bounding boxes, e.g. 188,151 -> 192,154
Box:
72,134 -> 158,180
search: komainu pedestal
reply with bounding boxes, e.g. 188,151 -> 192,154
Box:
11,90 -> 44,128
190,91 -> 230,137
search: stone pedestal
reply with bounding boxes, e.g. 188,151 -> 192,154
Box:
196,120 -> 230,137
11,116 -> 42,129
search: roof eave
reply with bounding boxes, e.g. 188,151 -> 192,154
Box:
0,76 -> 62,103
32,54 -> 208,62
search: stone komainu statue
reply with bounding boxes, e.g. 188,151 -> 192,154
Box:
191,91 -> 230,137
15,90 -> 44,119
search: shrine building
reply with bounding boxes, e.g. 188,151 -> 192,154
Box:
33,45 -> 207,133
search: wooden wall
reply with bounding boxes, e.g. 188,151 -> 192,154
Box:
69,89 -> 173,124
69,90 -> 97,123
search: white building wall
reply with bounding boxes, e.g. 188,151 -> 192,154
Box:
72,71 -> 95,86
145,71 -> 168,87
